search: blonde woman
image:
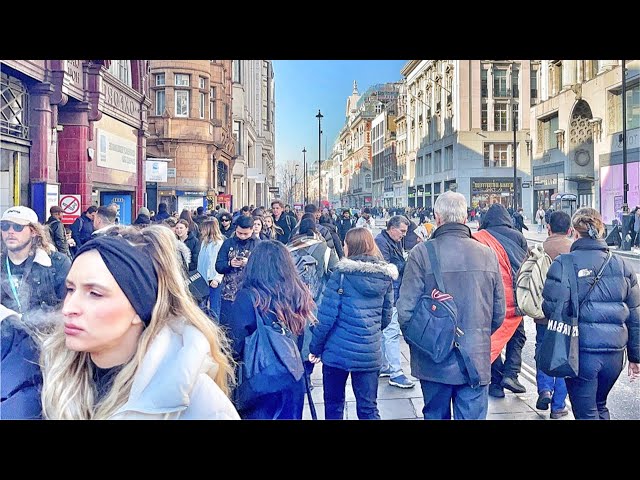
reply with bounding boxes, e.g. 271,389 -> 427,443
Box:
262,214 -> 284,241
39,225 -> 239,420
197,218 -> 225,319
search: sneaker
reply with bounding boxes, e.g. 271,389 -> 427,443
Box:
550,407 -> 569,419
536,391 -> 552,410
501,376 -> 527,394
488,383 -> 505,398
379,368 -> 393,378
389,374 -> 415,389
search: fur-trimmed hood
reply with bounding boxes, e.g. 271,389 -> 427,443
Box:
336,256 -> 399,280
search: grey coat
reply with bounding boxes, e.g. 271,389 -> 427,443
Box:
396,223 -> 505,385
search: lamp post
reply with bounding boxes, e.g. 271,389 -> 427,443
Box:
620,59 -> 633,250
302,147 -> 307,205
316,109 -> 323,208
513,109 -> 518,210
294,164 -> 299,204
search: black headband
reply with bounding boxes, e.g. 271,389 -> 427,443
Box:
75,235 -> 159,326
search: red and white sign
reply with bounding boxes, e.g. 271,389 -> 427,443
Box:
60,194 -> 81,224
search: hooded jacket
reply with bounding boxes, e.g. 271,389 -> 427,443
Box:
310,255 -> 397,372
109,319 -> 240,419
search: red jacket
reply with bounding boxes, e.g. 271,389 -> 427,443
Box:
473,229 -> 523,362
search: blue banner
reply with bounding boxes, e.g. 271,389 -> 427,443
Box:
101,192 -> 132,225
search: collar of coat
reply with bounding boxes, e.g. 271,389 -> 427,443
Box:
431,222 -> 472,240
335,256 -> 399,280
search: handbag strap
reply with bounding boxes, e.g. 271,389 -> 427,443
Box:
578,250 -> 612,310
426,240 -> 446,293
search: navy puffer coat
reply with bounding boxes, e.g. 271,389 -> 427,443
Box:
309,255 -> 398,372
542,238 -> 640,363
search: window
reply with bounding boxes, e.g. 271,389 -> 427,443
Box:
512,103 -> 519,130
0,73 -> 29,139
530,67 -> 538,105
494,103 -> 508,131
155,89 -> 165,116
444,146 -> 453,171
483,143 -> 491,167
233,120 -> 242,154
610,83 -> 640,132
481,68 -> 488,97
108,60 -> 131,86
416,156 -> 423,177
175,90 -> 189,117
210,87 -> 216,120
232,60 -> 242,83
199,92 -> 205,119
425,153 -> 432,175
483,143 -> 511,168
434,150 -> 442,173
155,73 -> 165,86
481,102 -> 488,131
493,69 -> 508,97
199,77 -> 206,89
540,114 -> 559,151
365,174 -> 372,189
511,67 -> 519,98
175,74 -> 190,87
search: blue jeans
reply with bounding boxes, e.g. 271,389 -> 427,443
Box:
381,307 -> 403,378
565,350 -> 624,420
534,323 -> 567,411
420,380 -> 489,420
322,364 -> 380,420
208,285 -> 222,320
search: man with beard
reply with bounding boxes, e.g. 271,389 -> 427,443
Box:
1,206 -> 71,316
215,215 -> 261,328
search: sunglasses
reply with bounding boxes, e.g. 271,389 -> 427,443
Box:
1,221 -> 27,232
221,218 -> 231,222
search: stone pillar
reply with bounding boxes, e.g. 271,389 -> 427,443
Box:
562,60 -> 577,89
598,60 -> 618,74
137,130 -> 147,210
28,83 -> 55,182
57,102 -> 92,210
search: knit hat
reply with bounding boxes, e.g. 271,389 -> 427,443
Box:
138,207 -> 150,217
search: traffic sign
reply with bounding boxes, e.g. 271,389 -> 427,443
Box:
60,194 -> 81,224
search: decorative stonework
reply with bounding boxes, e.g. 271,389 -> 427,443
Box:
569,100 -> 593,146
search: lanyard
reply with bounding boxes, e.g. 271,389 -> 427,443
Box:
6,256 -> 23,312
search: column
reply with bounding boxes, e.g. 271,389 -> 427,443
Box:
562,60 -> 577,89
28,83 -> 55,182
58,102 -> 92,210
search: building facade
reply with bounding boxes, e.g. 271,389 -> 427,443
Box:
402,60 -> 533,216
530,60 -> 639,225
146,60 -> 235,215
231,60 -> 276,209
1,60 -> 150,224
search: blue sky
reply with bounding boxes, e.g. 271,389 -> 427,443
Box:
273,60 -> 407,169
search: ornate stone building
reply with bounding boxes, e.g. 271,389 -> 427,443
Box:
146,60 -> 235,214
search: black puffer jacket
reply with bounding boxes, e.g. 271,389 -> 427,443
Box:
542,238 -> 640,363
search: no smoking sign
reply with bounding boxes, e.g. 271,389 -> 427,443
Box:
60,194 -> 82,224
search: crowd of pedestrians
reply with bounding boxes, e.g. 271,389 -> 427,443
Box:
1,195 -> 638,420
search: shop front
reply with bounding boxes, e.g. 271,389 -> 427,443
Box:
470,177 -> 521,209
407,186 -> 416,208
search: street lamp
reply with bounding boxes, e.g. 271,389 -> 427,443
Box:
316,109 -> 323,208
294,164 -> 299,204
302,147 -> 307,205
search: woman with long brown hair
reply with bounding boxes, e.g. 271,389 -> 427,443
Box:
197,217 -> 225,319
228,239 -> 316,419
542,207 -> 640,419
309,227 -> 397,419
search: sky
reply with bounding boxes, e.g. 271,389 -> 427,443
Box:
273,60 -> 407,171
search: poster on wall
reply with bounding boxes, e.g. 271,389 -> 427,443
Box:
46,184 -> 59,218
600,162 -> 640,224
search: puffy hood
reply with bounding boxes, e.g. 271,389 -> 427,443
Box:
480,203 -> 514,230
335,255 -> 398,298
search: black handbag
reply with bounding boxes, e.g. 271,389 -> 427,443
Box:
235,302 -> 305,412
537,251 -> 611,378
186,269 -> 210,301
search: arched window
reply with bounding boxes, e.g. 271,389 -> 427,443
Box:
108,60 -> 132,87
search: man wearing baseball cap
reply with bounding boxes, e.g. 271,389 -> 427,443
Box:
45,205 -> 71,258
1,206 -> 71,316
